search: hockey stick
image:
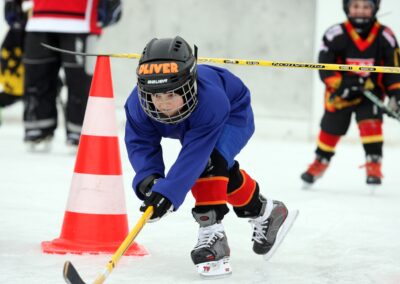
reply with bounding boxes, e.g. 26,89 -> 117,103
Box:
42,43 -> 142,59
63,206 -> 154,284
41,43 -> 400,74
363,90 -> 400,121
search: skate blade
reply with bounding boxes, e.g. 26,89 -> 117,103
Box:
26,138 -> 53,153
367,184 -> 380,195
196,257 -> 232,279
301,182 -> 313,190
263,209 -> 299,261
66,143 -> 78,155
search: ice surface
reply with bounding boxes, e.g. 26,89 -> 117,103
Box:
1,104 -> 400,284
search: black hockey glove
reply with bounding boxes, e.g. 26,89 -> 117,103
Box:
97,0 -> 122,28
137,174 -> 160,198
140,191 -> 173,222
330,75 -> 365,101
4,0 -> 23,28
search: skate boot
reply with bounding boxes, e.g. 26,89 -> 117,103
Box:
24,130 -> 54,153
301,155 -> 329,185
191,209 -> 232,278
362,155 -> 383,185
66,133 -> 80,154
249,196 -> 299,260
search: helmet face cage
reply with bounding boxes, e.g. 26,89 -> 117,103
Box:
138,77 -> 198,124
342,0 -> 380,31
136,36 -> 198,124
343,0 -> 380,19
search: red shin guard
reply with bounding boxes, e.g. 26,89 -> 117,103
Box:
191,177 -> 229,206
227,170 -> 257,207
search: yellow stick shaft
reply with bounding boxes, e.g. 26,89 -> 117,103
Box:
107,56 -> 400,74
92,206 -> 154,284
196,58 -> 400,74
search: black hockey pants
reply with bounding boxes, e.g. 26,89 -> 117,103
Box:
23,32 -> 96,142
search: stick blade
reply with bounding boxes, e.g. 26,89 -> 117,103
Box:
63,261 -> 86,284
41,43 -> 103,57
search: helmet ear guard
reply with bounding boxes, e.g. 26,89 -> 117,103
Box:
194,44 -> 198,60
136,36 -> 198,124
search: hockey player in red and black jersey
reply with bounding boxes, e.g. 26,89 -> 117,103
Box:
21,0 -> 121,151
301,0 -> 400,186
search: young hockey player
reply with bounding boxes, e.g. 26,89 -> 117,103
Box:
301,0 -> 400,186
124,36 -> 299,278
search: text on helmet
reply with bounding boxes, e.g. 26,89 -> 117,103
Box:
139,62 -> 179,75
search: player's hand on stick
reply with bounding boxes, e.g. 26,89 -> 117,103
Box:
140,191 -> 173,222
137,174 -> 173,222
330,75 -> 365,101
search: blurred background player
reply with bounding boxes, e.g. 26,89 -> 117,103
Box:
22,0 -> 121,151
124,36 -> 298,278
0,0 -> 27,126
1,0 -> 66,129
301,0 -> 400,186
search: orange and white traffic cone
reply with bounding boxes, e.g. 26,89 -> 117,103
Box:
42,56 -> 147,255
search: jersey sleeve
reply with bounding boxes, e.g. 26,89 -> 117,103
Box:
318,24 -> 345,88
380,26 -> 400,97
124,90 -> 165,200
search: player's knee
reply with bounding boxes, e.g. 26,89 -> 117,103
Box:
198,149 -> 229,178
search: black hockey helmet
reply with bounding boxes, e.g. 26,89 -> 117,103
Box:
136,36 -> 198,124
343,0 -> 380,30
343,0 -> 380,15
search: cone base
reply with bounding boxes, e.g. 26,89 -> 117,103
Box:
41,238 -> 148,256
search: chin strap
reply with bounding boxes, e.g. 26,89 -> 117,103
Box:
348,17 -> 375,33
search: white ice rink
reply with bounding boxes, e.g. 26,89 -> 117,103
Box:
1,103 -> 400,284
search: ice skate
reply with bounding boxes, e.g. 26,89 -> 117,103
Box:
360,155 -> 383,193
249,198 -> 298,261
191,210 -> 232,278
66,136 -> 80,155
301,155 -> 329,187
363,155 -> 383,185
25,133 -> 54,153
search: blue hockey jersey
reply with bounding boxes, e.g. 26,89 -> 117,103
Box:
124,64 -> 254,210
